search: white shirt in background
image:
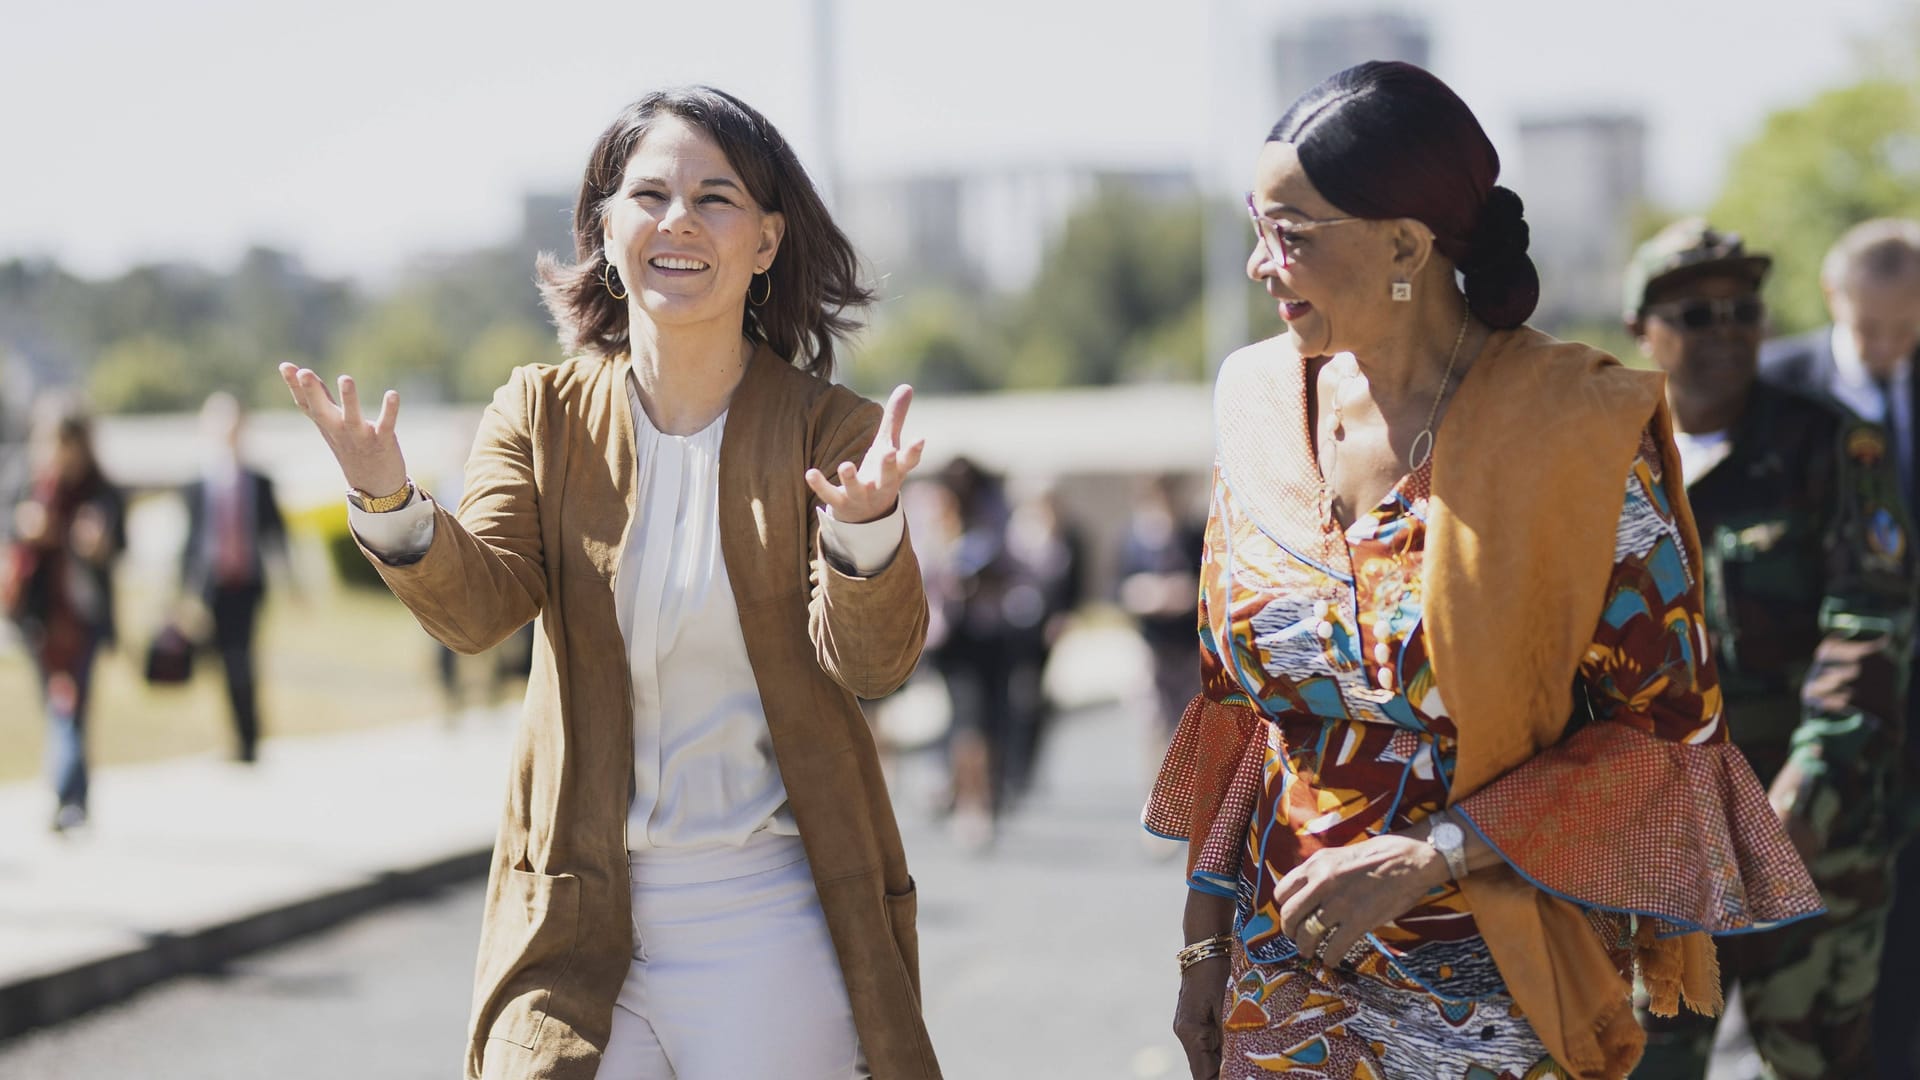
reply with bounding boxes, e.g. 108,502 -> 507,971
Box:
1830,325 -> 1914,477
1672,428 -> 1733,486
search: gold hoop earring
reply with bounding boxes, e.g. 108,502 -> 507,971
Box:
749,271 -> 772,307
602,263 -> 628,301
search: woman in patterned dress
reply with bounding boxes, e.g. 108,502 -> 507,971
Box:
1150,62 -> 1823,1080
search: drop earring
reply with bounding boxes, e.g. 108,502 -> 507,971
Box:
1391,280 -> 1412,302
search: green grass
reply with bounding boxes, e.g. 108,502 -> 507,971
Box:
0,573 -> 507,784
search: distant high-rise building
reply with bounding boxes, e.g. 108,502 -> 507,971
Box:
1518,114 -> 1648,330
1270,12 -> 1431,121
841,165 -> 1195,297
519,193 -> 576,263
1200,11 -> 1434,369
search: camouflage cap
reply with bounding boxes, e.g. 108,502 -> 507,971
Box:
1622,218 -> 1772,322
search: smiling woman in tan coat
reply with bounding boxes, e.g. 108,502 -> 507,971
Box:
279,87 -> 939,1080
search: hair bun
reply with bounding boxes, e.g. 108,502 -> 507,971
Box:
1461,186 -> 1529,271
1459,185 -> 1538,328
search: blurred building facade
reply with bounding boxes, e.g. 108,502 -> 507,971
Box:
1201,11 -> 1434,366
839,165 -> 1196,296
1519,114 -> 1648,331
1269,11 -> 1432,117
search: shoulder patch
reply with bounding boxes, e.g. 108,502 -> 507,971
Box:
1869,506 -> 1908,563
1846,427 -> 1887,467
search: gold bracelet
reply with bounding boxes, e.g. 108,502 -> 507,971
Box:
1176,933 -> 1234,971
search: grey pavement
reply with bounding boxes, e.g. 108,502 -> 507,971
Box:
0,710 -> 514,1041
0,700 -> 1190,1080
0,649 -> 1762,1080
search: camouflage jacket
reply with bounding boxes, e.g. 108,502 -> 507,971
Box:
1685,382 -> 1917,850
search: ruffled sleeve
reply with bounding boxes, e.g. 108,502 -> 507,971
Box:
1454,431 -> 1823,1013
1141,477 -> 1268,896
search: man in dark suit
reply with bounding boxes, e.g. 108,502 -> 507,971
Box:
181,392 -> 287,764
1758,217 -> 1920,1080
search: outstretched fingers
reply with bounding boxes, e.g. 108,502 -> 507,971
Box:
804,467 -> 846,511
373,389 -> 401,439
879,384 -> 915,449
337,375 -> 364,427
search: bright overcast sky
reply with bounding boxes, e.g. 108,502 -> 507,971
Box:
2,0 -> 1909,281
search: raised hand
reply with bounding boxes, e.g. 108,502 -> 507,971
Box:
278,364 -> 409,497
805,384 -> 926,524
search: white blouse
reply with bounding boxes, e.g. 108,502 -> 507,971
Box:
352,372 -> 903,873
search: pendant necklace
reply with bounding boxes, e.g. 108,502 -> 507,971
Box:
1324,301 -> 1472,518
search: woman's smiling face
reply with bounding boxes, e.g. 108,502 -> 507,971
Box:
1247,140 -> 1396,357
601,114 -> 784,335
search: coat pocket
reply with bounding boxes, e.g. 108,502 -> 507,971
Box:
471,868 -> 581,1062
883,876 -> 920,998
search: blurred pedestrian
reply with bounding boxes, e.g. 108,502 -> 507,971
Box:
1154,64 -> 1820,1080
1623,220 -> 1916,1080
1116,474 -> 1205,783
999,483 -> 1084,804
3,395 -> 124,833
1758,217 -> 1920,1079
179,391 -> 287,763
280,87 -> 937,1080
928,457 -> 1013,850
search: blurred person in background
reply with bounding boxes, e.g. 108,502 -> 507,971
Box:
280,87 -> 937,1080
1152,63 -> 1820,1080
1622,220 -> 1915,1080
928,456 -> 1013,850
1116,473 -> 1205,790
179,391 -> 287,764
1757,217 -> 1920,1079
998,482 -> 1084,806
3,395 -> 125,833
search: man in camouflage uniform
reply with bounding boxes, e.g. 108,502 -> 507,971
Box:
1622,220 -> 1917,1080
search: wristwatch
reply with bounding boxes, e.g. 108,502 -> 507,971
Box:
347,478 -> 415,514
1427,810 -> 1470,881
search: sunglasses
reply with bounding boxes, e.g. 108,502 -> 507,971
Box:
1645,296 -> 1766,332
1246,193 -> 1364,269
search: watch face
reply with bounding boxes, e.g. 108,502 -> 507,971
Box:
1432,822 -> 1463,848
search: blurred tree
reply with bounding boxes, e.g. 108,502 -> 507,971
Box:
848,189 -> 1209,394
327,289 -> 457,402
459,320 -> 560,402
1009,189 -> 1204,385
849,291 -> 1001,395
87,334 -> 201,413
1711,77 -> 1920,335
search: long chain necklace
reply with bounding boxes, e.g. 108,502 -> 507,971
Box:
1328,300 -> 1472,475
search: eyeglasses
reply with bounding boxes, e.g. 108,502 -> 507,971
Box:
1246,192 -> 1364,269
1645,296 -> 1766,332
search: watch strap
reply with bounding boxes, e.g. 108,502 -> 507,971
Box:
348,478 -> 415,514
1429,811 -> 1471,881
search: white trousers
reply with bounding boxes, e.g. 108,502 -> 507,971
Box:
594,833 -> 866,1079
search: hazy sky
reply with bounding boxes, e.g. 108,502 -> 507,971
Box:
3,0 -> 1910,281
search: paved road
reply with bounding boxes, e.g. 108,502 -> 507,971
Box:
0,703 -> 1190,1080
0,699 -> 1760,1080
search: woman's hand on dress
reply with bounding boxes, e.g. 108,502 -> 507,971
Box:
1173,954 -> 1228,1079
805,384 -> 926,524
1275,834 -> 1450,965
278,365 -> 410,497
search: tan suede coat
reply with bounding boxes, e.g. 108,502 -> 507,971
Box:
361,346 -> 940,1079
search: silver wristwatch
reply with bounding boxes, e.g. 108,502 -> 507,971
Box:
1427,811 -> 1470,881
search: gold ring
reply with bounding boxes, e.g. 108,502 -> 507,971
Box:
1301,909 -> 1328,939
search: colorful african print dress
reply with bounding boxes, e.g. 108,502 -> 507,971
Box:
1145,415 -> 1813,1080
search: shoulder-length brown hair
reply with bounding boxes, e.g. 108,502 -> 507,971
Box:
537,86 -> 873,378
